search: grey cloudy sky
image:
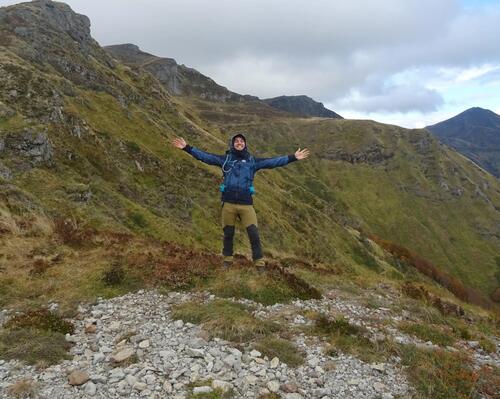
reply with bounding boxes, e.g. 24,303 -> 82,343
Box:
2,0 -> 500,127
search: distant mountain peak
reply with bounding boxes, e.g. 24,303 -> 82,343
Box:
263,95 -> 343,119
426,107 -> 500,177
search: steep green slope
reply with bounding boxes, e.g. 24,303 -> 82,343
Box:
0,0 -> 499,303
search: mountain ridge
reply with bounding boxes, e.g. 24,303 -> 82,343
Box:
263,95 -> 343,119
105,43 -> 259,103
426,107 -> 500,177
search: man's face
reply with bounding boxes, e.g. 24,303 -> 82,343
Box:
233,137 -> 246,151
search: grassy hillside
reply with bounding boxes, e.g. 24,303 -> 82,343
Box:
176,98 -> 500,297
0,0 -> 499,309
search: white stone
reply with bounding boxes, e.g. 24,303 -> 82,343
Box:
173,320 -> 184,328
111,348 -> 135,363
267,380 -> 280,392
126,375 -> 138,386
371,363 -> 386,372
133,382 -> 147,391
110,321 -> 121,331
186,348 -> 205,358
193,386 -> 213,394
374,382 -> 386,392
93,353 -> 105,363
270,357 -> 279,368
244,375 -> 258,384
84,381 -> 97,396
250,350 -> 261,357
212,380 -> 232,392
139,340 -> 150,349
163,381 -> 173,392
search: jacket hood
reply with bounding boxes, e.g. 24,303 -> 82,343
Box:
228,133 -> 248,151
227,133 -> 250,159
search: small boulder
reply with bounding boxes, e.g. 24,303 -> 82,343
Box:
68,370 -> 90,386
111,348 -> 135,363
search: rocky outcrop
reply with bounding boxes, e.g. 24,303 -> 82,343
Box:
0,129 -> 53,171
0,1 -> 121,92
263,95 -> 343,119
321,145 -> 394,164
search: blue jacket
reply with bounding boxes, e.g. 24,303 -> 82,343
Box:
183,141 -> 297,205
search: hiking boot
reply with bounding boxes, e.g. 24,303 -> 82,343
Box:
223,256 -> 233,270
254,258 -> 266,274
256,266 -> 268,274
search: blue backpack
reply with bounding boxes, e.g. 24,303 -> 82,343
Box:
219,153 -> 256,194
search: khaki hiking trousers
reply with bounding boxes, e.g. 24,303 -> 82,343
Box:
221,203 -> 263,263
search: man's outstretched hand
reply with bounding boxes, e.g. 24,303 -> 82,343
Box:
295,148 -> 310,160
172,137 -> 187,149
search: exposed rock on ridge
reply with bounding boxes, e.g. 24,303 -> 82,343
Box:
263,95 -> 343,119
105,44 -> 259,102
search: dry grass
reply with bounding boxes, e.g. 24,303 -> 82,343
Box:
399,322 -> 455,347
6,377 -> 39,398
201,262 -> 321,305
0,207 -> 53,237
253,336 -> 305,367
171,299 -> 280,342
400,344 -> 483,399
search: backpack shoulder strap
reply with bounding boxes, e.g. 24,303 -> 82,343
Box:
222,153 -> 232,174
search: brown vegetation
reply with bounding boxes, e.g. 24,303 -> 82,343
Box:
369,235 -> 493,309
401,282 -> 465,317
53,217 -> 96,247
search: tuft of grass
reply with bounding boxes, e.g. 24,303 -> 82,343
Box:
203,266 -> 321,306
188,389 -> 233,399
53,217 -> 95,248
4,309 -> 74,335
314,314 -> 364,336
0,308 -> 74,366
399,322 -> 455,347
129,211 -> 148,228
475,364 -> 500,398
102,259 -> 125,286
400,344 -> 480,399
6,377 -> 39,398
478,336 -> 496,353
325,334 -> 399,363
28,257 -> 51,276
311,314 -> 398,362
187,379 -> 234,399
254,336 -> 305,367
171,299 -> 280,342
0,328 -> 72,366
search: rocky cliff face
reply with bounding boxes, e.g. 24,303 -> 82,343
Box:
105,44 -> 259,102
263,95 -> 343,119
0,0 -> 116,87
